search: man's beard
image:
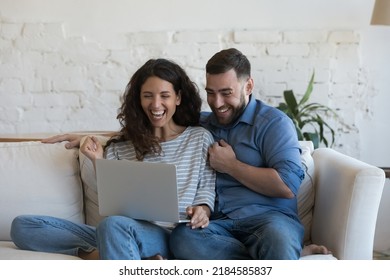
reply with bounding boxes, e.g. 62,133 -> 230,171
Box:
214,94 -> 247,126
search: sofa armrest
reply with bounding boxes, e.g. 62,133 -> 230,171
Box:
311,148 -> 385,260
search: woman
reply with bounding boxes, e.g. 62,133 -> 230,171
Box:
10,58 -> 216,260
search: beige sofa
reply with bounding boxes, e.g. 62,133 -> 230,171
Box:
0,134 -> 385,260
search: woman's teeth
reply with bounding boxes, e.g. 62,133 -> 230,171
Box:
151,110 -> 165,118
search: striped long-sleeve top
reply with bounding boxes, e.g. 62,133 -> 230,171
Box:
104,126 -> 216,222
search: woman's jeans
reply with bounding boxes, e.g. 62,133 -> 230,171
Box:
170,211 -> 304,260
96,216 -> 171,259
10,215 -> 171,259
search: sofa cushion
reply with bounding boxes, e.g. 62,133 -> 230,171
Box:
297,141 -> 315,244
0,141 -> 84,241
0,241 -> 80,260
79,135 -> 110,226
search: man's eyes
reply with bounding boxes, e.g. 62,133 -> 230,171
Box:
206,91 -> 232,96
220,90 -> 232,96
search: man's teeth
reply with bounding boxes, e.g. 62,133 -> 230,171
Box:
218,107 -> 229,113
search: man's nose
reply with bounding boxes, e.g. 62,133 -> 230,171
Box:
211,94 -> 224,108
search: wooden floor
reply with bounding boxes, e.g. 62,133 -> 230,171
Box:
373,251 -> 390,260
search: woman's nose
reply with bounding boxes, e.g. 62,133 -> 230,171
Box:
151,96 -> 161,107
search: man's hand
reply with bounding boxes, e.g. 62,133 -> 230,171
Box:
209,140 -> 294,199
186,205 -> 211,229
208,139 -> 237,174
41,134 -> 84,149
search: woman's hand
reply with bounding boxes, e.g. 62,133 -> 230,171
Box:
186,205 -> 211,229
80,136 -> 104,162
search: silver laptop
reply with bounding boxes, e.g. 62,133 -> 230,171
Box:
95,159 -> 190,223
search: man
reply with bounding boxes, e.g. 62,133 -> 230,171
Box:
168,48 -> 305,259
43,48 -> 329,259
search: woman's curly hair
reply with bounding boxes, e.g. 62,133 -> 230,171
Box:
108,58 -> 202,160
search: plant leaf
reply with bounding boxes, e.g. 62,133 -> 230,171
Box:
296,126 -> 304,141
276,102 -> 288,113
283,90 -> 299,116
304,132 -> 320,149
277,71 -> 339,148
299,71 -> 315,106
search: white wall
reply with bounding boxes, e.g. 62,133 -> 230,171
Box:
359,27 -> 390,166
1,0 -> 390,253
0,0 -> 373,35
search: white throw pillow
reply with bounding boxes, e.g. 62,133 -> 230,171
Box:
297,141 -> 315,244
0,141 -> 84,241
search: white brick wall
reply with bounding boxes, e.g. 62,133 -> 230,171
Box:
0,16 -> 371,157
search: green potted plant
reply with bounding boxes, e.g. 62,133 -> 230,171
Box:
276,72 -> 338,149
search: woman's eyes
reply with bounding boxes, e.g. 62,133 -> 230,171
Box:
142,93 -> 171,98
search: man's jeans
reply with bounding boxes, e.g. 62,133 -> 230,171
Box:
170,211 -> 304,260
10,215 -> 171,259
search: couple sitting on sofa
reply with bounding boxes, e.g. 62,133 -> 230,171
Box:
11,49 -> 330,259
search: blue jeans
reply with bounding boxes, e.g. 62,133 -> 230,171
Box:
170,211 -> 304,260
11,215 -> 171,260
96,216 -> 171,259
10,215 -> 96,256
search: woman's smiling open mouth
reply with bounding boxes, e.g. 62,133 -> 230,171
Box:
151,110 -> 165,120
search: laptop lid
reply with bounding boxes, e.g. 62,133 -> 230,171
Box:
95,159 -> 189,223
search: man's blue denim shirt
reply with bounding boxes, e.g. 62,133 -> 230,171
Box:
200,96 -> 304,219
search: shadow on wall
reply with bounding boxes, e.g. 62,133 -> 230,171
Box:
374,179 -> 390,254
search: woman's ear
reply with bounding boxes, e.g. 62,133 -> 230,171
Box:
176,90 -> 182,106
